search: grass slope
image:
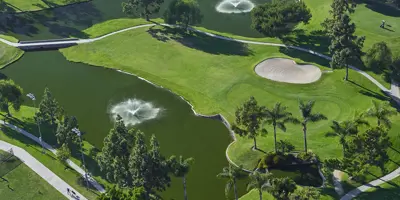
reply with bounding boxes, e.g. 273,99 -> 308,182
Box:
0,108 -> 100,199
60,25 -> 400,187
0,42 -> 23,69
0,150 -> 66,200
3,0 -> 88,12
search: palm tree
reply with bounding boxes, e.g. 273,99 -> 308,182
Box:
326,120 -> 358,156
263,103 -> 299,152
247,171 -> 272,200
169,155 -> 194,200
352,110 -> 369,127
365,101 -> 397,128
298,100 -> 327,152
268,177 -> 297,200
217,164 -> 247,200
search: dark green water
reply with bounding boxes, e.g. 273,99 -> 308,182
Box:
0,0 -> 270,40
1,51 -> 248,200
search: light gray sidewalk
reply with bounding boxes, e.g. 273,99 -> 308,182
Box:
0,140 -> 87,200
340,167 -> 400,200
0,120 -> 105,193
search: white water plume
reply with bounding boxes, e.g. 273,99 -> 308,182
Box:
215,0 -> 255,13
110,98 -> 161,126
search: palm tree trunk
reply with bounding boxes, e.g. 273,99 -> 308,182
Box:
183,175 -> 188,200
345,65 -> 349,81
253,137 -> 257,150
303,124 -> 308,152
259,189 -> 263,200
273,125 -> 277,152
233,179 -> 238,200
342,144 -> 346,157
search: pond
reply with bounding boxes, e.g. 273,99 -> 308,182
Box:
0,0 -> 270,40
1,51 -> 247,200
269,164 -> 324,187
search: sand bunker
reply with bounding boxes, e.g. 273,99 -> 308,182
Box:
254,58 -> 322,84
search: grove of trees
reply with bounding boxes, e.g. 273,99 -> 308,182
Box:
251,0 -> 312,37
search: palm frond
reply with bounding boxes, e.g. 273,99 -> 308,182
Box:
309,113 -> 327,122
276,122 -> 287,132
224,180 -> 233,197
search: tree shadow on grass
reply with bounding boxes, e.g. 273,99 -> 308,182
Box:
348,80 -> 391,101
147,26 -> 253,56
0,1 -> 100,39
278,46 -> 331,67
281,29 -> 331,55
357,0 -> 400,17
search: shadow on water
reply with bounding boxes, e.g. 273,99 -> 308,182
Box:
147,26 -> 253,56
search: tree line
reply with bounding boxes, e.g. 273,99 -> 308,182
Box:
217,164 -> 321,200
233,96 -> 327,154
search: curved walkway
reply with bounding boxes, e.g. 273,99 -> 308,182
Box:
0,120 -> 105,193
0,23 -> 398,199
0,140 -> 87,200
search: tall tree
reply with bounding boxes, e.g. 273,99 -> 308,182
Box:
324,0 -> 364,80
347,127 -> 392,173
268,177 -> 297,200
217,164 -> 247,200
247,171 -> 272,200
298,100 -> 327,152
129,131 -> 151,197
330,14 -> 365,80
0,79 -> 23,116
365,101 -> 397,128
97,115 -> 135,186
148,135 -> 171,193
289,186 -> 321,200
36,87 -> 63,126
163,0 -> 202,30
169,155 -> 195,200
122,0 -> 164,21
55,115 -> 79,148
251,0 -> 311,37
263,102 -> 298,152
326,120 -> 358,156
390,57 -> 400,82
322,0 -> 356,30
364,42 -> 393,72
232,97 -> 267,150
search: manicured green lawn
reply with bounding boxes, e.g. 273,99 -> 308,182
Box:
354,176 -> 400,200
3,0 -> 88,12
59,23 -> 400,199
0,150 -> 66,200
0,42 -> 23,69
60,24 -> 400,182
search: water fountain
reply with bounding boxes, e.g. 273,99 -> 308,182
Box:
110,98 -> 161,126
215,0 -> 255,14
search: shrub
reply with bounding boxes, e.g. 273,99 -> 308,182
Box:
296,152 -> 319,163
276,140 -> 295,153
257,152 -> 295,169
